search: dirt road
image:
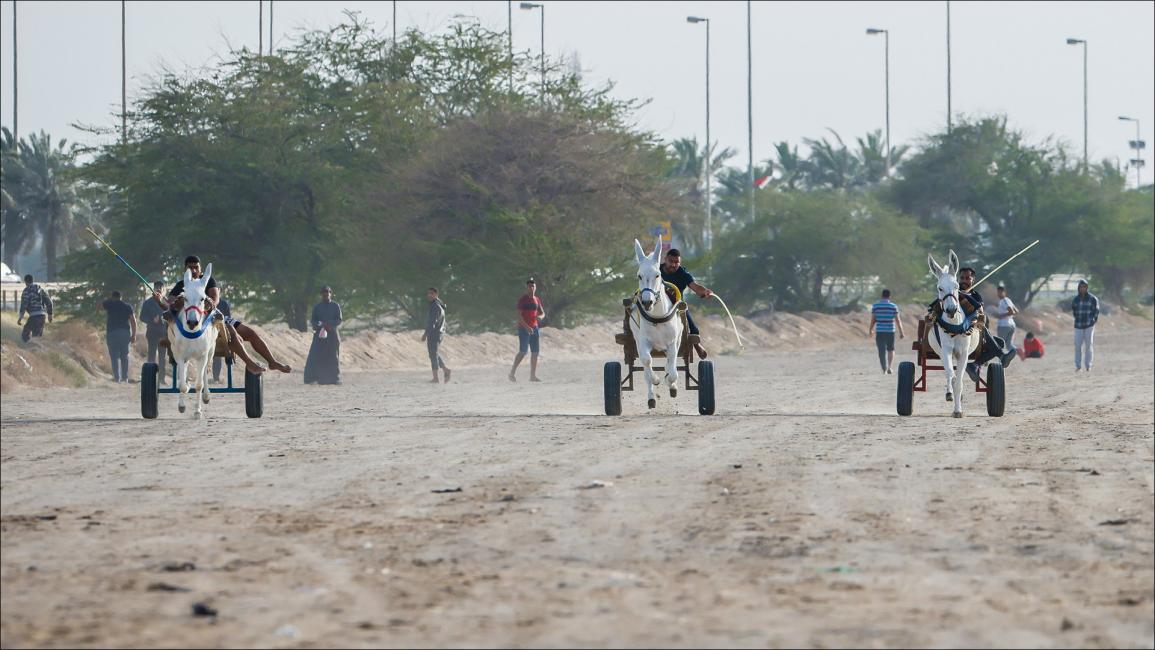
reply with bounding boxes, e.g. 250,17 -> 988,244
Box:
2,326 -> 1153,648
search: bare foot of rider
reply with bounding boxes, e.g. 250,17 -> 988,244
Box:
268,360 -> 292,373
246,362 -> 267,375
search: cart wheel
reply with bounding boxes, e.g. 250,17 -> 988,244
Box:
986,363 -> 1005,417
697,360 -> 715,415
897,361 -> 915,416
245,370 -> 263,419
603,361 -> 622,416
141,362 -> 159,419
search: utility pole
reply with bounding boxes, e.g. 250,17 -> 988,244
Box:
12,1 -> 17,139
121,0 -> 127,143
269,0 -> 274,56
259,1 -> 263,55
746,1 -> 754,225
946,0 -> 951,133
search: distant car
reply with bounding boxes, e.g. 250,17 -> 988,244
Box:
0,262 -> 22,283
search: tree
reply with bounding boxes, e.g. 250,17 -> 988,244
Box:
665,137 -> 735,255
712,189 -> 926,313
0,128 -> 98,278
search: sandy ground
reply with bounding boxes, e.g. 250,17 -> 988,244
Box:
1,326 -> 1153,649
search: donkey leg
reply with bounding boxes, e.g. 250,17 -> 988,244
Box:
639,349 -> 657,409
177,362 -> 188,414
952,350 -> 966,418
666,345 -> 679,398
942,344 -> 955,404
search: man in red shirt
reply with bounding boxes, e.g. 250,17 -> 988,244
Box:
509,278 -> 545,382
1017,332 -> 1045,360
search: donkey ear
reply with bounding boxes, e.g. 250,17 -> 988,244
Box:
928,253 -> 942,276
947,250 -> 960,275
183,268 -> 194,286
652,236 -> 663,264
634,239 -> 646,264
201,263 -> 212,286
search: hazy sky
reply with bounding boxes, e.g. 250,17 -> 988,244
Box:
1,1 -> 1152,182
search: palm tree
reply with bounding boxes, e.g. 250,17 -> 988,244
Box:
771,141 -> 806,191
803,129 -> 863,189
666,136 -> 736,254
855,129 -> 909,183
2,130 -> 97,278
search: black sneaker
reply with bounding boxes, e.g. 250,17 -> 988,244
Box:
965,363 -> 980,383
1001,349 -> 1016,368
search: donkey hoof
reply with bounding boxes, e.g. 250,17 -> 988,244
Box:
945,392 -> 953,402
647,399 -> 656,409
202,391 -> 210,404
178,404 -> 186,413
670,387 -> 677,398
193,411 -> 203,420
952,411 -> 964,419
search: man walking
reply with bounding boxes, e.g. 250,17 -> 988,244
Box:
1072,279 -> 1099,372
509,278 -> 545,383
304,286 -> 343,385
993,284 -> 1019,349
868,289 -> 905,374
101,290 -> 137,383
17,274 -> 53,343
139,280 -> 167,367
421,287 -> 451,383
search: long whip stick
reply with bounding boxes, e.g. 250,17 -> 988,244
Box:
972,239 -> 1040,290
709,293 -> 745,348
85,227 -> 154,293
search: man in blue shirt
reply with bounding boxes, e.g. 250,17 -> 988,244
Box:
1071,279 -> 1099,372
660,248 -> 713,359
868,289 -> 905,374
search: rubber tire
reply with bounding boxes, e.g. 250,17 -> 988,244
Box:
245,370 -> 263,419
141,362 -> 159,419
896,361 -> 915,416
603,361 -> 622,416
698,360 -> 715,416
986,363 -> 1006,417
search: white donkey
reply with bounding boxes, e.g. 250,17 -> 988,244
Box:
927,250 -> 981,418
168,264 -> 217,419
630,237 -> 684,410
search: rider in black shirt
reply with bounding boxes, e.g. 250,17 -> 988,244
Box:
660,248 -> 712,359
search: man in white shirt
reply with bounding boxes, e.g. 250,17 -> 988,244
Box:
993,284 -> 1019,349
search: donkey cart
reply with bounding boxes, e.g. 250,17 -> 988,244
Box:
896,320 -> 1005,418
140,336 -> 263,419
603,297 -> 716,416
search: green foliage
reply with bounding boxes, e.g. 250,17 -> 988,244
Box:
66,13 -> 667,331
712,190 -> 926,312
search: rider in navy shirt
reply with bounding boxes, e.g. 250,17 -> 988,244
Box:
659,248 -> 712,359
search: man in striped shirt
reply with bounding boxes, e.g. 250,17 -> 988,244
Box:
868,289 -> 905,374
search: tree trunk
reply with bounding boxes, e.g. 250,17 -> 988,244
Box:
45,218 -> 58,280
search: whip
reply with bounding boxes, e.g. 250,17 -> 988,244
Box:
85,227 -> 155,293
972,240 -> 1040,289
709,293 -> 745,348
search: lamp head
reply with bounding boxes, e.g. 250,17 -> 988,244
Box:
1066,38 -> 1084,45
866,28 -> 885,35
687,16 -> 707,23
520,2 -> 541,9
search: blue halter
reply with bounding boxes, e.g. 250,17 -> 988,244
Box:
174,311 -> 216,339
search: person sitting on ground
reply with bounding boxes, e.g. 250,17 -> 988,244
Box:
660,248 -> 712,359
1017,332 -> 1045,360
152,255 -> 291,376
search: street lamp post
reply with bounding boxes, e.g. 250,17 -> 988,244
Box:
520,3 -> 544,95
746,1 -> 754,226
269,0 -> 274,56
1066,38 -> 1088,170
507,1 -> 513,93
1119,116 -> 1145,187
867,28 -> 890,175
121,0 -> 126,143
946,0 -> 951,133
688,15 -> 711,253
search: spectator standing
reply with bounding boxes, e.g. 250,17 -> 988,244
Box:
421,287 -> 451,384
101,290 -> 137,382
868,289 -> 905,374
1072,279 -> 1099,372
1017,332 -> 1045,360
139,280 -> 168,367
993,284 -> 1019,349
304,286 -> 343,385
17,274 -> 53,342
211,288 -> 233,383
509,278 -> 545,383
